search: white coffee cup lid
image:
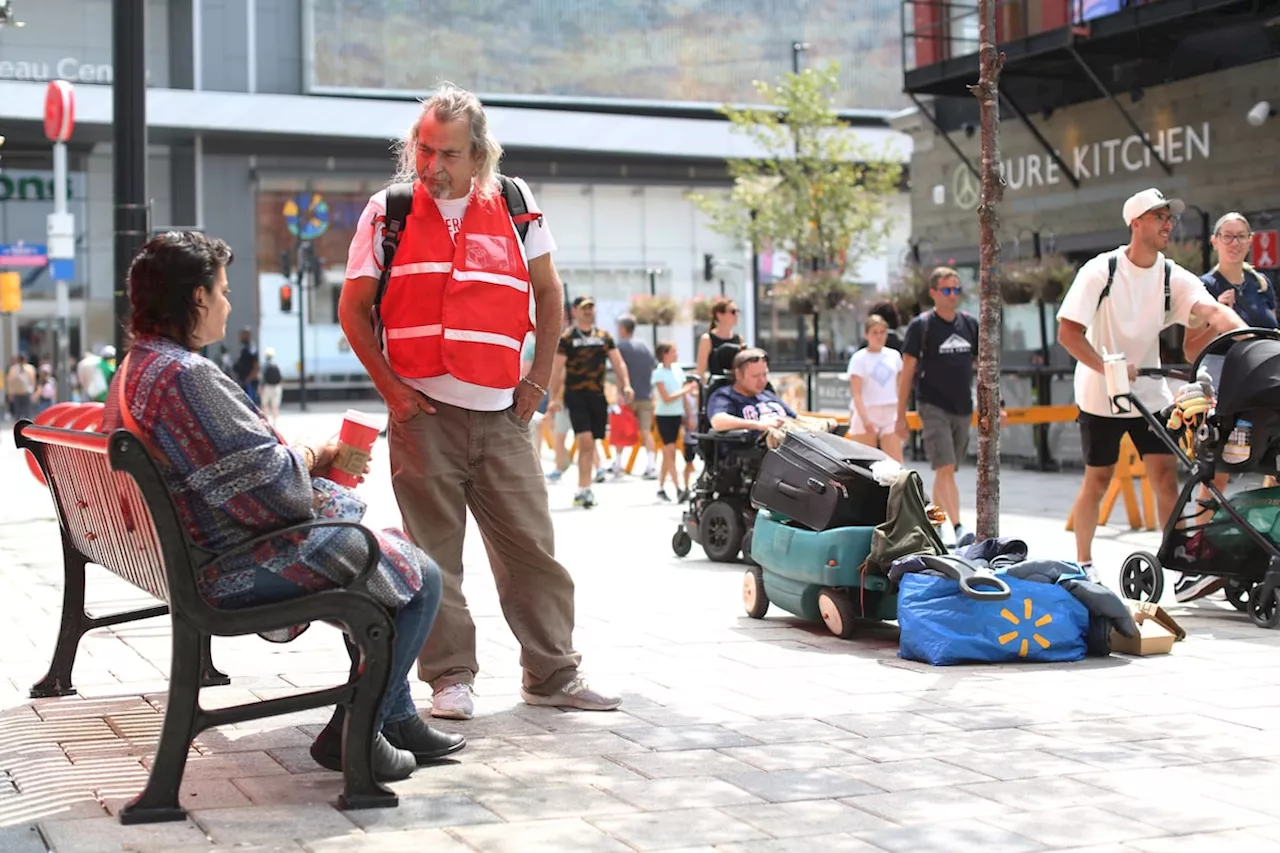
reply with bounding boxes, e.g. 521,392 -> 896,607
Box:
343,409 -> 385,430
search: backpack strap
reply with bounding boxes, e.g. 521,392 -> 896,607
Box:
1097,253 -> 1119,309
915,310 -> 933,377
371,182 -> 415,339
498,174 -> 537,243
1163,259 -> 1172,319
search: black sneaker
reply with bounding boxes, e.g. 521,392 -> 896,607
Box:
657,489 -> 670,501
677,489 -> 690,503
1174,573 -> 1225,603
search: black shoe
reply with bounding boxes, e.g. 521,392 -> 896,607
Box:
382,714 -> 467,763
309,723 -> 416,782
677,489 -> 690,503
1174,573 -> 1225,603
657,489 -> 670,501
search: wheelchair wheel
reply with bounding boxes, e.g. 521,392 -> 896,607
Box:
1119,551 -> 1164,602
743,567 -> 769,619
701,500 -> 744,563
818,588 -> 857,639
672,528 -> 692,558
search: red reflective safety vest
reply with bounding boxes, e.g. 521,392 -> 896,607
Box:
380,183 -> 535,389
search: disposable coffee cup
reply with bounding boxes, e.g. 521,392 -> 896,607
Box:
328,409 -> 383,488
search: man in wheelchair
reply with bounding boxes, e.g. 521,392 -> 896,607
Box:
672,345 -> 793,562
707,348 -> 796,432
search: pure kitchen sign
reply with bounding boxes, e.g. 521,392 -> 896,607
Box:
951,122 -> 1211,207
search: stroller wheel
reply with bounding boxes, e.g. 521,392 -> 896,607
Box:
1225,578 -> 1254,613
1248,585 -> 1280,629
1119,551 -> 1165,602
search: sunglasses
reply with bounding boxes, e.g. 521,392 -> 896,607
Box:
937,286 -> 963,296
737,355 -> 768,367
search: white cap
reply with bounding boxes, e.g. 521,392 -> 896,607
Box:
264,347 -> 276,359
100,345 -> 116,359
1123,188 -> 1184,226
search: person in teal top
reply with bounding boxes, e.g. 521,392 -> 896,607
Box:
651,341 -> 698,501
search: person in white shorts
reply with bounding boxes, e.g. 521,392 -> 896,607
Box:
847,313 -> 904,461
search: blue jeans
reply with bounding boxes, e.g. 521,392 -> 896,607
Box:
246,563 -> 442,727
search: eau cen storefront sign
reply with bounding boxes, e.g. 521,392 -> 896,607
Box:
998,122 -> 1210,192
0,57 -> 113,85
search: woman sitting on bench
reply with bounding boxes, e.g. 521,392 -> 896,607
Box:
101,231 -> 464,782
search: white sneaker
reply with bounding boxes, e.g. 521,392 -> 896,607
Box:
430,683 -> 475,720
521,675 -> 621,711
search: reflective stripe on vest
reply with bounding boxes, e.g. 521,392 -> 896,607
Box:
379,182 -> 533,388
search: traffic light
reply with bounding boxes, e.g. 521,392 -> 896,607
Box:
0,271 -> 19,313
279,283 -> 292,313
703,253 -> 714,282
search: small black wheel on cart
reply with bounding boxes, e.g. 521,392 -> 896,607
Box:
1119,551 -> 1164,602
701,500 -> 744,563
1248,585 -> 1280,629
672,528 -> 692,558
743,567 -> 769,619
818,588 -> 858,639
1225,578 -> 1254,613
740,529 -> 756,565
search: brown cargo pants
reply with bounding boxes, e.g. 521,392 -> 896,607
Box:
388,399 -> 581,695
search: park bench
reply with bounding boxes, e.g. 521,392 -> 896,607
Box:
15,421 -> 401,824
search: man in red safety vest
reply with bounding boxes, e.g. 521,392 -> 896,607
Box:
339,84 -> 620,727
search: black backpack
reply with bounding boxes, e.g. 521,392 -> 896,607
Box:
372,175 -> 535,337
262,362 -> 282,386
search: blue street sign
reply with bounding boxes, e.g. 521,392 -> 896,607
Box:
283,193 -> 330,241
48,258 -> 75,281
0,242 -> 48,268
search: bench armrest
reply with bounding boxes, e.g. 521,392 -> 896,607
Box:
198,520 -> 382,597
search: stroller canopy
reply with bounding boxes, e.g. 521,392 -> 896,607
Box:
1215,337 -> 1280,419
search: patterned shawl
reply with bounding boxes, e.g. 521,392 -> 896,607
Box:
102,336 -> 424,621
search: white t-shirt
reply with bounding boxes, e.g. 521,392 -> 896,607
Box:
344,179 -> 558,411
1056,247 -> 1215,418
846,346 -> 902,407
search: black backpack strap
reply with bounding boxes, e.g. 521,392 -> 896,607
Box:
498,174 -> 538,243
916,310 -> 932,376
1097,253 -> 1118,309
372,182 -> 414,337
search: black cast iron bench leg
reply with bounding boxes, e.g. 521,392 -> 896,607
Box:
119,619 -> 203,824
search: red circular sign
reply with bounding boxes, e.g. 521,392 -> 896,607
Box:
43,81 -> 75,143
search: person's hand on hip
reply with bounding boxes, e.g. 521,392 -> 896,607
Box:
384,380 -> 436,422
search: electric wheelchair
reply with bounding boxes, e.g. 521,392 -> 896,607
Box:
670,342 -> 773,563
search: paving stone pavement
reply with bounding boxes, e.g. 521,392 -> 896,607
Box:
3,405 -> 1280,852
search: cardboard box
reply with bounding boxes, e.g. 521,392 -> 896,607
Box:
1110,601 -> 1186,656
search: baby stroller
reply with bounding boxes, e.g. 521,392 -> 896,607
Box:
1118,328 -> 1280,628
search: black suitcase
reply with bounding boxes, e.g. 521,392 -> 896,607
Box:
751,430 -> 891,531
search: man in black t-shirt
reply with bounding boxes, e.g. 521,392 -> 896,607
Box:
233,327 -> 261,405
895,267 -> 980,544
548,296 -> 633,508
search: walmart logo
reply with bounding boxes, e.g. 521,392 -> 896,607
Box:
998,598 -> 1053,658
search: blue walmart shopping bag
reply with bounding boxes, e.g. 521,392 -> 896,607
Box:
897,574 -> 1089,665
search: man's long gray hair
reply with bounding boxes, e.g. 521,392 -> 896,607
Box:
392,83 -> 504,199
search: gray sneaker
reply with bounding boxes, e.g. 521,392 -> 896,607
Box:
521,676 -> 621,711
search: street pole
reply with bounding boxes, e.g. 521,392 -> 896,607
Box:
113,0 -> 148,358
297,242 -> 309,411
648,268 -> 658,349
50,142 -> 72,401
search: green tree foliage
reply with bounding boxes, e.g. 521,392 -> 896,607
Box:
689,62 -> 903,309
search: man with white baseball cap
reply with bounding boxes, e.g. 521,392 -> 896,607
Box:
1056,188 -> 1244,593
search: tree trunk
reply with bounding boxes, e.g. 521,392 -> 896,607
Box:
969,0 -> 1005,542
